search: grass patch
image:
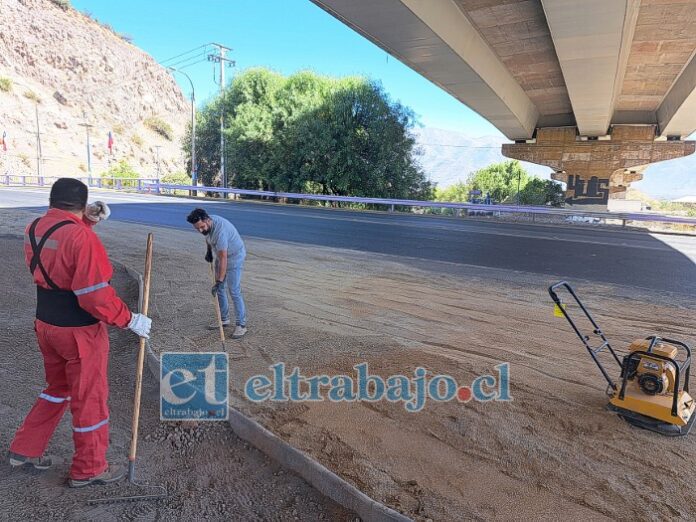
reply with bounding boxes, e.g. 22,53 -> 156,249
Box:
50,0 -> 71,10
0,77 -> 12,93
131,134 -> 144,147
143,117 -> 173,141
23,90 -> 41,103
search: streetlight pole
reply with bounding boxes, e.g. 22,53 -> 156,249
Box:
168,67 -> 196,196
78,112 -> 94,186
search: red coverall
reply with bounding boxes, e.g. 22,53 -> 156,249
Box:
10,208 -> 132,479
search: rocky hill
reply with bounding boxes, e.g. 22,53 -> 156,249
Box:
0,0 -> 189,180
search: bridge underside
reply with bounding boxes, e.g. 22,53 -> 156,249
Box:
503,125 -> 696,206
312,0 -> 696,207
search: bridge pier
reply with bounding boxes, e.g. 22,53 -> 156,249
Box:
502,126 -> 695,207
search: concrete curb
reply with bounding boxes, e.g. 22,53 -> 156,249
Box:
121,263 -> 411,522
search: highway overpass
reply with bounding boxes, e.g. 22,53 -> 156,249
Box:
311,0 -> 696,207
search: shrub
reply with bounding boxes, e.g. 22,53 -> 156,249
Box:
23,90 -> 41,103
100,160 -> 140,188
143,117 -> 173,141
130,134 -> 144,147
161,172 -> 193,195
50,0 -> 70,10
161,171 -> 192,185
0,77 -> 12,93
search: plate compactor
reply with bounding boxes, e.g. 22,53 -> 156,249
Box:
549,281 -> 696,436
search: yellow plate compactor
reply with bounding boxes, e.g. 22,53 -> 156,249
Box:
549,281 -> 695,436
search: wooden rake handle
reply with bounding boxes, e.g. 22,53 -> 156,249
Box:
210,262 -> 226,344
129,232 -> 153,463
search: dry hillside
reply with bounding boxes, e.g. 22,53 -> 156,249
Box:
0,0 -> 189,180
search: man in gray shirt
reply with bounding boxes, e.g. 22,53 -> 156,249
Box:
186,208 -> 247,338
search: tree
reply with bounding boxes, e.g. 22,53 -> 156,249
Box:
100,160 -> 139,187
434,161 -> 564,207
519,178 -> 564,207
467,160 -> 529,203
183,68 -> 432,202
435,181 -> 471,202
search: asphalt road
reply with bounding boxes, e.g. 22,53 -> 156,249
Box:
2,187 -> 695,295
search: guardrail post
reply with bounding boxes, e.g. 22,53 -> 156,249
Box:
389,204 -> 395,212
138,179 -> 142,192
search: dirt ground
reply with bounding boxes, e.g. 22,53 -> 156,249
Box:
0,235 -> 351,521
1,206 -> 695,521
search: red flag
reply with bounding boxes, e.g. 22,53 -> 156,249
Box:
1,131 -> 6,152
107,131 -> 114,154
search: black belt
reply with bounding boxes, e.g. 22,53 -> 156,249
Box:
36,286 -> 99,327
29,218 -> 99,327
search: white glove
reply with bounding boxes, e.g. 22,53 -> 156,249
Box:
86,201 -> 111,222
128,312 -> 152,339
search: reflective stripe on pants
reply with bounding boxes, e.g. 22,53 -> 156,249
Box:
10,319 -> 110,480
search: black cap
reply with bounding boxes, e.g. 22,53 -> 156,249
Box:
49,178 -> 88,211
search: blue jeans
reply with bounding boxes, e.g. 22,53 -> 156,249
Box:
217,261 -> 246,327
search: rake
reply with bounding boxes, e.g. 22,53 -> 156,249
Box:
88,233 -> 167,504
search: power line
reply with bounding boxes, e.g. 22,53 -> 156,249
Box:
417,143 -> 501,149
166,50 -> 210,70
159,44 -> 211,65
178,58 -> 208,71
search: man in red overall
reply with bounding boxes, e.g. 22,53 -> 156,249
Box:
7,178 -> 152,488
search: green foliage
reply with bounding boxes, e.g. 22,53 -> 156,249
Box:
435,182 -> 471,203
466,160 -> 528,203
0,77 -> 12,93
100,160 -> 140,187
161,171 -> 191,184
50,0 -> 71,10
433,161 -> 564,208
23,90 -> 41,103
184,68 -> 432,201
161,171 -> 192,195
144,117 -> 173,141
519,178 -> 565,207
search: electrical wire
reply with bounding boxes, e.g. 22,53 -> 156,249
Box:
159,43 -> 211,65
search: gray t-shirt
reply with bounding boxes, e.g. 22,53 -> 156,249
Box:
206,214 -> 246,267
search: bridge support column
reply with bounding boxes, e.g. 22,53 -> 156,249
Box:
502,126 -> 695,207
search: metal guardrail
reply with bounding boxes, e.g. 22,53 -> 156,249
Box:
2,174 -> 695,226
156,183 -> 696,226
1,174 -> 160,193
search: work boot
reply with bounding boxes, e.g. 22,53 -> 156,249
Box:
232,325 -> 247,339
208,319 -> 230,330
8,451 -> 52,470
68,465 -> 126,488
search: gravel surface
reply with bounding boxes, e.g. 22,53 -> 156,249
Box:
1,206 -> 695,521
0,235 -> 352,521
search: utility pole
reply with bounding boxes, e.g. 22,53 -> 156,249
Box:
208,43 -> 234,197
168,67 -> 196,196
78,112 -> 94,185
154,145 -> 162,180
34,104 -> 42,180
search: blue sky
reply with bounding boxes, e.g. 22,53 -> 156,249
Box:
70,0 -> 502,137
